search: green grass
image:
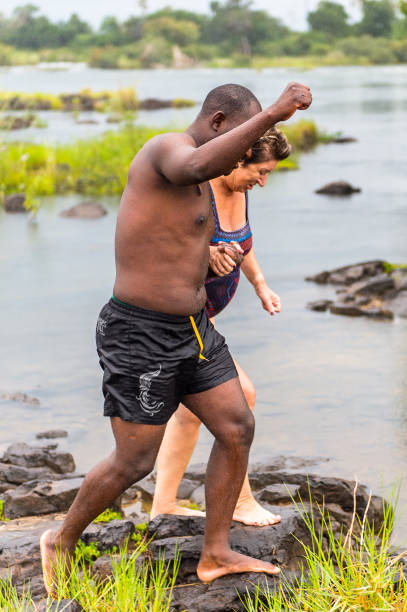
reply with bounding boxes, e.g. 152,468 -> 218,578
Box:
241,486 -> 407,612
0,539 -> 180,611
383,261 -> 407,275
0,119 -> 326,210
93,508 -> 122,523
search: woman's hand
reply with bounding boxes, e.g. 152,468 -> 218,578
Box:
255,281 -> 281,315
209,242 -> 243,277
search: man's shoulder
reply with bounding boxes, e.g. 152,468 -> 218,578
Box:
146,131 -> 196,153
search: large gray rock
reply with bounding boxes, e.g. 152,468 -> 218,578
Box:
149,507 -> 311,584
1,477 -> 84,519
81,519 -> 135,552
306,261 -> 384,286
2,442 -> 75,474
0,461 -> 56,486
60,201 -> 107,219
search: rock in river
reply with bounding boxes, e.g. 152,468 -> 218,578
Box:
315,180 -> 361,195
60,201 -> 108,219
306,260 -> 407,319
3,193 -> 27,213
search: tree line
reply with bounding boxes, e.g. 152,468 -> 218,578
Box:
1,1 -> 407,67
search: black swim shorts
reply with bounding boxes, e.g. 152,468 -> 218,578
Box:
95,297 -> 238,425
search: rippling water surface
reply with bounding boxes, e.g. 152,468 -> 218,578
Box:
1,65 -> 407,539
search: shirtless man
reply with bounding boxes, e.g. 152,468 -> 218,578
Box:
40,82 -> 311,591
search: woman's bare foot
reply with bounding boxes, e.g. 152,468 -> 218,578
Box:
197,549 -> 280,583
150,503 -> 205,520
40,529 -> 72,597
233,498 -> 281,527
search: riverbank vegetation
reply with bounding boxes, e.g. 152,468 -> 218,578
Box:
242,490 -> 407,611
0,89 -> 195,113
0,538 -> 180,611
1,1 -> 407,69
0,119 -> 324,210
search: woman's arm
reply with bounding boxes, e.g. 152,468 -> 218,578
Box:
241,248 -> 281,315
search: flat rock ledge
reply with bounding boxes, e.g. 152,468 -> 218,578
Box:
306,260 -> 407,319
0,449 -> 387,611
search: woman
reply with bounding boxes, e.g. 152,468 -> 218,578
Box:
151,127 -> 291,526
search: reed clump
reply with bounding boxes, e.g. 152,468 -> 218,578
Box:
0,538 -> 180,611
242,485 -> 407,612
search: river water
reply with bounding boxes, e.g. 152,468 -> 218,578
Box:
1,65 -> 407,539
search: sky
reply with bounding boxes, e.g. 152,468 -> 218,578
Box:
2,0 -> 361,31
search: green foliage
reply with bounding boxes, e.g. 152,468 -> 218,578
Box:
242,487 -> 407,611
337,35 -> 398,64
75,540 -> 101,564
143,16 -> 200,47
0,499 -> 9,522
93,508 -> 122,523
383,261 -> 407,274
308,1 -> 350,38
358,0 -> 396,38
1,1 -> 407,68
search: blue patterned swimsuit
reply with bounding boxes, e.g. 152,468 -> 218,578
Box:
205,184 -> 253,318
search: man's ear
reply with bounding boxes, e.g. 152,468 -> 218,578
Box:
211,111 -> 226,133
245,147 -> 253,158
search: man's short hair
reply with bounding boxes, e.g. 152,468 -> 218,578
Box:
200,84 -> 261,119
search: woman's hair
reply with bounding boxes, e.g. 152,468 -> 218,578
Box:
241,127 -> 291,166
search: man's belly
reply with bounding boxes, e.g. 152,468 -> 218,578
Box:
113,272 -> 208,316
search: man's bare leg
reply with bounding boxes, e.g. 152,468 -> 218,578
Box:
41,418 -> 166,595
183,378 -> 280,582
151,404 -> 204,518
152,361 -> 281,526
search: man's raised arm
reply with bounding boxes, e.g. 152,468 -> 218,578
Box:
153,82 -> 312,186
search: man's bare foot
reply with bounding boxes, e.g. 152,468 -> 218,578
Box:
150,503 -> 205,520
233,498 -> 281,527
40,529 -> 72,597
197,550 -> 280,583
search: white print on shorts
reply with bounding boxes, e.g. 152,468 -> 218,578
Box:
96,317 -> 107,336
137,365 -> 165,416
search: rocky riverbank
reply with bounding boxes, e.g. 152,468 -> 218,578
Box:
0,436 -> 387,611
306,260 -> 407,319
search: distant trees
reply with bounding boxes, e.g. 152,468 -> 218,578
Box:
0,4 -> 90,49
1,0 -> 407,67
307,1 -> 350,37
358,0 -> 396,37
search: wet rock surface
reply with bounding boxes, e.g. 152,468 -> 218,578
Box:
60,200 -> 108,219
306,260 -> 407,319
316,180 -> 361,195
0,448 -> 387,611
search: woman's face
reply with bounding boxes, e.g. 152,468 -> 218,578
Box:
227,159 -> 278,192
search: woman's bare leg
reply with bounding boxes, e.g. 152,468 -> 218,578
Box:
151,404 -> 205,518
232,361 -> 281,527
